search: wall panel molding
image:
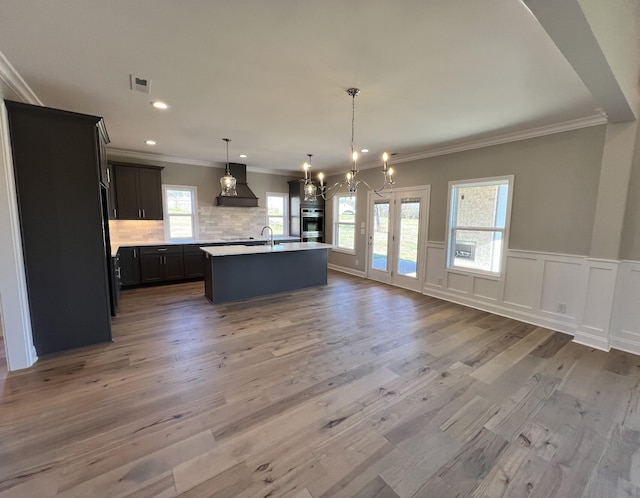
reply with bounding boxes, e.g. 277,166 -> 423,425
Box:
610,261 -> 640,354
422,243 -> 635,353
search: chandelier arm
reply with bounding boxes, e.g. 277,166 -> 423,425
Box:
319,181 -> 346,201
360,178 -> 394,197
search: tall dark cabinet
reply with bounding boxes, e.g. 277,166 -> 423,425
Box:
6,101 -> 113,356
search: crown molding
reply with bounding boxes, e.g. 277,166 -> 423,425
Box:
106,148 -> 295,177
111,113 -> 609,176
107,147 -> 216,167
0,51 -> 42,105
356,112 -> 609,170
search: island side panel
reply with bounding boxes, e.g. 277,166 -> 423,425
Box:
204,249 -> 328,303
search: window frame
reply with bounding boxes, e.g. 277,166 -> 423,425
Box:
445,175 -> 514,278
333,194 -> 357,254
162,184 -> 198,241
265,192 -> 289,236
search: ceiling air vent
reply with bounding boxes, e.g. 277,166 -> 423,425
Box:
129,74 -> 151,94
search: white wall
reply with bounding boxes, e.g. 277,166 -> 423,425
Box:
0,53 -> 39,370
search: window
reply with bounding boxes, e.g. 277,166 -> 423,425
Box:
334,194 -> 356,252
163,185 -> 198,240
266,193 -> 288,235
447,176 -> 513,275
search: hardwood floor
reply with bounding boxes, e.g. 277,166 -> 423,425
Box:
1,270 -> 639,497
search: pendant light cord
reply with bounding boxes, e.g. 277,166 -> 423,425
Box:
223,138 -> 231,175
351,92 -> 356,154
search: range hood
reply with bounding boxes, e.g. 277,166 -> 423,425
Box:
216,163 -> 259,207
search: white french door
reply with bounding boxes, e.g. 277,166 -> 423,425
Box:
366,187 -> 429,292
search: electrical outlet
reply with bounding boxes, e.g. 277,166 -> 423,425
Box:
355,259 -> 359,266
437,277 -> 443,285
557,302 -> 567,313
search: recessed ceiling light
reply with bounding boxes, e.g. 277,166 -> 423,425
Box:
151,101 -> 168,110
239,154 -> 247,158
361,149 -> 369,153
145,140 -> 157,146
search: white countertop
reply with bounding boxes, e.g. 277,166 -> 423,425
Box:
110,236 -> 301,256
201,242 -> 333,257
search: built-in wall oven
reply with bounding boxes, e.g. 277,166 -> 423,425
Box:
301,207 -> 324,242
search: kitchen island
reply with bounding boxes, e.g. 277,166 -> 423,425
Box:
201,242 -> 332,303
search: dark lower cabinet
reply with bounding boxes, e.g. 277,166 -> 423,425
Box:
118,247 -> 141,286
140,246 -> 184,283
183,245 -> 206,278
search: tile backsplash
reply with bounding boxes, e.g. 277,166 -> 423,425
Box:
109,220 -> 165,242
197,206 -> 267,239
109,206 -> 268,243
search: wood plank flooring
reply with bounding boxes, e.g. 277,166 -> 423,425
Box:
1,271 -> 640,497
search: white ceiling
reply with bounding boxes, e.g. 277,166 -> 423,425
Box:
0,0 -> 604,174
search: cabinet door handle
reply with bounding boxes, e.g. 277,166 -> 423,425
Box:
113,208 -> 117,218
106,168 -> 110,183
157,248 -> 167,251
133,249 -> 136,258
142,209 -> 146,218
138,209 -> 141,218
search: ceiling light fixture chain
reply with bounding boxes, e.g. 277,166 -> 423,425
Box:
302,87 -> 395,201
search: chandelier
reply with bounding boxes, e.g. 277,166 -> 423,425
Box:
303,88 -> 395,201
219,138 -> 237,197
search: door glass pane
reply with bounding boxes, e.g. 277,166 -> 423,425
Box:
397,199 -> 420,277
371,201 -> 389,271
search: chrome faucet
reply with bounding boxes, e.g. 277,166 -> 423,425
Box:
260,226 -> 274,247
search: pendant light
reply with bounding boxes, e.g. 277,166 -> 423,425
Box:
219,138 -> 237,197
303,154 -> 318,201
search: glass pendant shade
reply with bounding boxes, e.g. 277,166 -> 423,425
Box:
219,138 -> 237,196
220,173 -> 237,196
304,181 -> 317,201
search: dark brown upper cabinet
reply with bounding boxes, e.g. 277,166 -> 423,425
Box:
111,162 -> 163,220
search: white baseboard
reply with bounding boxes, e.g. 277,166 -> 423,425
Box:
328,263 -> 367,278
422,287 -> 576,337
573,331 -> 611,351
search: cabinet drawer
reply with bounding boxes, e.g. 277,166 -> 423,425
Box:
139,245 -> 183,256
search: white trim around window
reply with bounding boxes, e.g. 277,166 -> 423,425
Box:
333,194 -> 357,254
266,192 -> 289,236
445,175 -> 514,278
162,185 -> 198,240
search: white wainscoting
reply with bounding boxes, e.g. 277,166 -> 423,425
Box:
610,261 -> 640,354
423,242 -> 631,353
